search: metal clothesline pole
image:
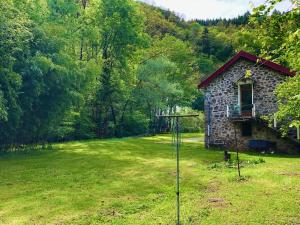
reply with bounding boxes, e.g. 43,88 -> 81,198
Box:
156,114 -> 199,225
234,124 -> 241,178
175,116 -> 180,225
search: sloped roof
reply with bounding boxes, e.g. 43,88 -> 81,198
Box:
198,51 -> 295,89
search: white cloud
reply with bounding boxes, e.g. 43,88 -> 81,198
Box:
138,0 -> 293,20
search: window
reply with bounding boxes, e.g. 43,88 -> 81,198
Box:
240,84 -> 253,110
239,83 -> 253,118
241,121 -> 252,136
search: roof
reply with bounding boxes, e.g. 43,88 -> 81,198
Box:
198,50 -> 295,89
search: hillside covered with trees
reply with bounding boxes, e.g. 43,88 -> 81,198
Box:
0,0 -> 299,149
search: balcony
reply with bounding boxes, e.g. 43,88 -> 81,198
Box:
226,104 -> 256,121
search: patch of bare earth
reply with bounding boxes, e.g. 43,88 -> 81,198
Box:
208,198 -> 228,208
278,172 -> 300,177
182,137 -> 204,143
206,180 -> 221,193
168,171 -> 177,177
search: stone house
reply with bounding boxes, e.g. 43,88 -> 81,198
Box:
198,50 -> 299,152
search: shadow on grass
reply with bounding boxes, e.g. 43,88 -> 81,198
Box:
1,135 -> 299,224
0,136 -> 223,196
0,136 -> 225,170
0,136 -> 217,224
201,145 -> 300,159
241,150 -> 300,159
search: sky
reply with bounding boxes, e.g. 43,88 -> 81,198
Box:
138,0 -> 294,20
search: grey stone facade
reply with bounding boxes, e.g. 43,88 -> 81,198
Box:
203,58 -> 292,151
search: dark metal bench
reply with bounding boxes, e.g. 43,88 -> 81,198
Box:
248,140 -> 277,151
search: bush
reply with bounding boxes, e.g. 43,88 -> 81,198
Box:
121,111 -> 150,137
179,108 -> 204,132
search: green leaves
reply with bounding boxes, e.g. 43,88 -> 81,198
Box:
250,0 -> 300,71
0,89 -> 8,121
245,70 -> 252,78
0,1 -> 32,67
2,0 -> 268,144
275,74 -> 300,134
249,0 -> 300,135
0,0 -> 100,146
137,57 -> 180,100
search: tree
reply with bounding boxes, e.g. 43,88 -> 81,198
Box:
135,35 -> 199,133
201,28 -> 211,56
94,0 -> 148,137
275,75 -> 300,135
135,57 -> 181,133
251,0 -> 300,135
0,1 -> 32,146
0,1 -> 96,147
250,0 -> 299,68
1,0 -> 259,146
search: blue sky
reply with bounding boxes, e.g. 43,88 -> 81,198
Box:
138,0 -> 293,20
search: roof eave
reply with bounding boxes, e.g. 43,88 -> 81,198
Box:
198,50 -> 295,89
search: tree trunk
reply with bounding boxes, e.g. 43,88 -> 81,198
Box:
118,99 -> 130,137
79,38 -> 83,61
109,100 -> 118,137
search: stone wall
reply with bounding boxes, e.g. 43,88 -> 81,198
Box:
203,58 -> 291,151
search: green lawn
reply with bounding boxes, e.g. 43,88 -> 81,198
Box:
0,133 -> 299,225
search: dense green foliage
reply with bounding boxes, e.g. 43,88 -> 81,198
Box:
196,12 -> 250,26
0,0 -> 219,148
0,0 -> 298,148
250,0 -> 300,134
0,0 -> 98,147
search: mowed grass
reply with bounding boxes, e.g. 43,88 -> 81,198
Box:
0,133 -> 299,225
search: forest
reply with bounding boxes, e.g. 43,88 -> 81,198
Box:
0,0 -> 299,149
